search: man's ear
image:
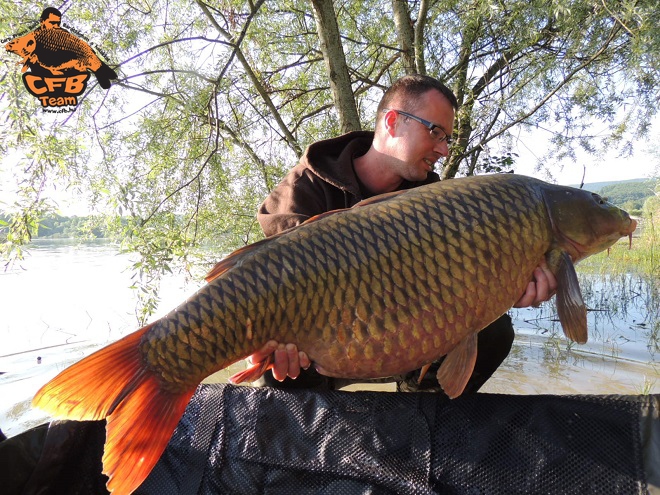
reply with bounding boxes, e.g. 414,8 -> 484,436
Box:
382,109 -> 399,137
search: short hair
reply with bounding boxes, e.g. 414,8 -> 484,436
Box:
40,7 -> 62,21
377,74 -> 459,116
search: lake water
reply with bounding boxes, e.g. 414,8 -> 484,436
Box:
1,240 -> 658,438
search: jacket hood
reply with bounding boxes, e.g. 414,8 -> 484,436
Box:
302,131 -> 375,197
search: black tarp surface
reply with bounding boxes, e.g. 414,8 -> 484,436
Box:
2,384 -> 658,494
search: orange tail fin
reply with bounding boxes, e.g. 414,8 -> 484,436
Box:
32,323 -> 196,495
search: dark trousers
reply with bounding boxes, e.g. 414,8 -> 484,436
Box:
256,314 -> 515,396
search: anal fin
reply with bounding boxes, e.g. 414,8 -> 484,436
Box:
436,332 -> 478,399
417,363 -> 433,384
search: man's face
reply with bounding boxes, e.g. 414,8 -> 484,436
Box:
41,14 -> 62,29
386,89 -> 455,182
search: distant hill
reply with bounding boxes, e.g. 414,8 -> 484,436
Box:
574,177 -> 658,213
573,178 -> 657,192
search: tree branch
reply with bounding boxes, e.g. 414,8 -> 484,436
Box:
196,0 -> 302,155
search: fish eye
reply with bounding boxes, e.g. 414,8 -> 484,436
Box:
591,193 -> 606,205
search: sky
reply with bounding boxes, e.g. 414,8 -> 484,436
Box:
511,120 -> 659,186
513,142 -> 659,186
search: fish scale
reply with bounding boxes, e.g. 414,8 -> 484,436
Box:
137,175 -> 549,390
32,173 -> 636,495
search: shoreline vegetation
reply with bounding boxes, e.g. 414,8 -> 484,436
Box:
1,177 -> 657,241
0,213 -> 109,240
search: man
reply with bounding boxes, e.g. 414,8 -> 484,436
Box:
39,7 -> 63,29
248,74 -> 556,393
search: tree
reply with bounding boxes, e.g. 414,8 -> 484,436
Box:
2,0 -> 658,315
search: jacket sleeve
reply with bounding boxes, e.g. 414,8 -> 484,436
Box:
257,167 -> 329,237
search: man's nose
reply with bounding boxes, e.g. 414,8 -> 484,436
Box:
434,140 -> 449,157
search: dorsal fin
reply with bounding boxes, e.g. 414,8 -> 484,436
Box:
204,236 -> 277,282
295,189 -> 410,227
204,189 -> 407,282
301,207 -> 351,225
203,209 -> 351,283
203,209 -> 350,283
206,189 -> 408,283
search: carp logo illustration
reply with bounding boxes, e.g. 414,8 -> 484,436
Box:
5,7 -> 118,110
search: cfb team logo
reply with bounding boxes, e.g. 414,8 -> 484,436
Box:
4,7 -> 118,111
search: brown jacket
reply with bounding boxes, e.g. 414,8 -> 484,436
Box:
257,131 -> 440,237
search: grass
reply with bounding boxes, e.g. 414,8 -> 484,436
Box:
636,375 -> 657,395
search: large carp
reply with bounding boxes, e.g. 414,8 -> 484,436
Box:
33,173 -> 636,494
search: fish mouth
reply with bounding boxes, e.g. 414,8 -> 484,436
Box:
623,218 -> 637,248
623,217 -> 637,236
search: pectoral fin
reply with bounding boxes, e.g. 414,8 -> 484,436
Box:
417,363 -> 433,384
229,355 -> 274,384
436,332 -> 478,399
555,250 -> 588,344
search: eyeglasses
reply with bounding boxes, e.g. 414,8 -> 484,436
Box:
385,109 -> 453,145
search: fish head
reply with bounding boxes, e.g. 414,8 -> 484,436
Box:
5,32 -> 36,58
542,185 -> 637,262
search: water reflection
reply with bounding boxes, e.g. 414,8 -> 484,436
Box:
1,240 -> 658,439
1,239 -> 205,437
510,272 -> 659,364
501,272 -> 659,396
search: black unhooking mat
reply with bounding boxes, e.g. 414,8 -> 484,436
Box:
2,384 -> 658,494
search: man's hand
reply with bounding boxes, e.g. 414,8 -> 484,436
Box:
513,260 -> 557,308
247,340 -> 311,381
